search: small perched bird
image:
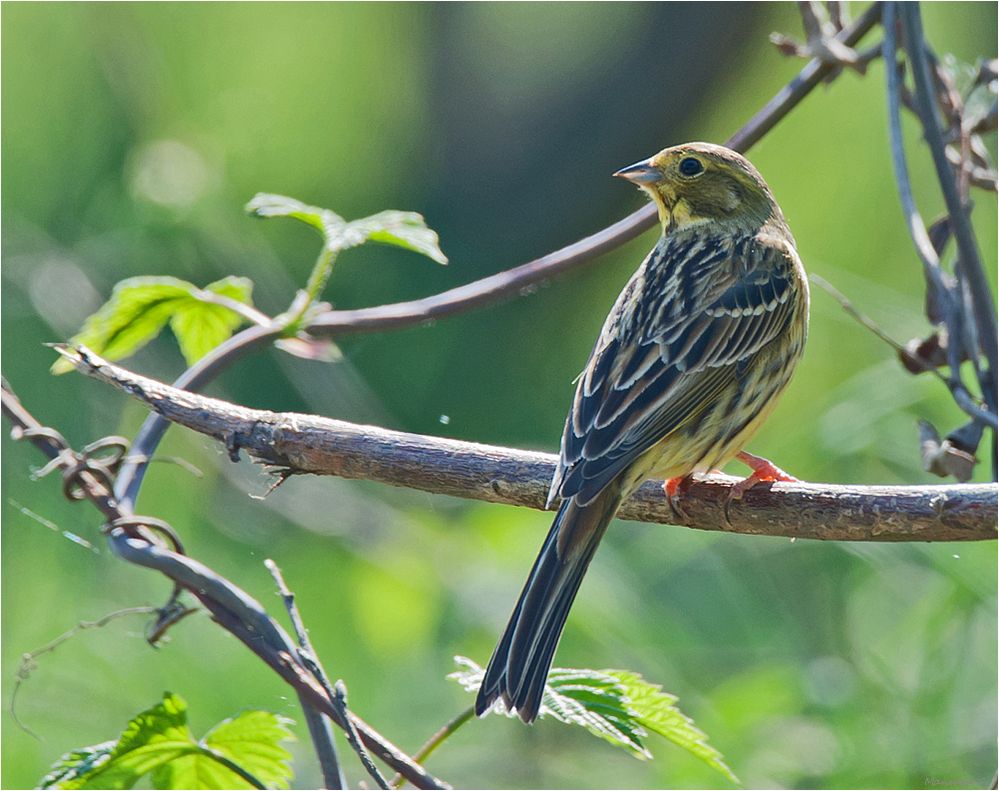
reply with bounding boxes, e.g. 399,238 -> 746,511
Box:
476,142 -> 809,723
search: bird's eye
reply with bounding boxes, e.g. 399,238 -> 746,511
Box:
678,157 -> 704,177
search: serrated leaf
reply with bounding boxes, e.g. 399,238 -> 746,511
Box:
52,276 -> 255,373
339,210 -> 448,264
247,195 -> 446,318
448,655 -> 486,692
542,669 -> 652,758
40,692 -> 199,789
201,710 -> 295,789
150,754 -> 243,791
244,193 -> 345,238
451,658 -> 738,782
170,277 -> 255,364
51,277 -> 193,374
37,743 -> 117,789
247,193 -> 446,263
449,657 -> 649,758
38,693 -> 294,791
606,669 -> 739,784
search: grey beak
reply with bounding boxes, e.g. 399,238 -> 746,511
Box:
613,159 -> 661,184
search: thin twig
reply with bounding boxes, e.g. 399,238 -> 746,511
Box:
333,681 -> 390,790
63,348 -> 998,543
899,4 -> 998,412
112,534 -> 446,788
882,7 -> 953,307
390,707 -> 476,789
885,2 -> 998,481
115,324 -> 282,508
113,2 -> 883,511
412,707 -> 476,767
882,3 -> 997,452
2,379 -> 450,790
265,559 -> 346,790
810,273 -> 997,428
10,606 -> 160,739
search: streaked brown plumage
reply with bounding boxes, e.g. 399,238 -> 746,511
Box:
476,142 -> 809,723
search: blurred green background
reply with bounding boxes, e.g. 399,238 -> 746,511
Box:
3,3 -> 996,788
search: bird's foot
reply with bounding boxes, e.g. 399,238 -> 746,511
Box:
724,451 -> 798,525
663,474 -> 696,521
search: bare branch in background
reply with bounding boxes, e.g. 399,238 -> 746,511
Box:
881,2 -> 998,481
810,274 -> 996,430
770,0 -> 877,75
899,4 -> 998,404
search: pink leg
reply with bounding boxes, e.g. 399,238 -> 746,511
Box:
729,450 -> 798,501
663,474 -> 696,521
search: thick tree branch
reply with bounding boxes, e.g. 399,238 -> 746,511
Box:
64,348 -> 997,543
114,2 -> 882,509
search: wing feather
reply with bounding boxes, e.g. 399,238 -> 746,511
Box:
552,233 -> 800,506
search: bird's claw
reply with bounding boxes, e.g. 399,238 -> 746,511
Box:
724,452 -> 799,526
663,474 -> 696,522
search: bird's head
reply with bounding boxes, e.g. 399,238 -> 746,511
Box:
614,142 -> 785,234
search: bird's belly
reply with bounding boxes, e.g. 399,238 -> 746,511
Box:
643,347 -> 802,481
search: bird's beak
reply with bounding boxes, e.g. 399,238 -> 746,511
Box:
613,159 -> 661,184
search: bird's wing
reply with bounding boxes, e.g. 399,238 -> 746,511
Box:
552,233 -> 801,506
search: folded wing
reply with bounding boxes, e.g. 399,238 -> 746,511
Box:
551,234 -> 800,506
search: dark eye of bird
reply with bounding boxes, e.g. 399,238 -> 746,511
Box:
679,157 -> 703,177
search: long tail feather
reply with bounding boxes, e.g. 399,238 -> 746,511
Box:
475,488 -> 621,722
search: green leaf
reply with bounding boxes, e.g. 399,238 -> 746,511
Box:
39,692 -> 199,789
339,210 -> 448,264
37,743 -> 118,789
247,194 -> 446,323
51,277 -> 193,374
449,657 -> 648,757
246,193 -> 447,263
606,669 -> 739,784
38,693 -> 294,790
451,657 -> 738,782
170,276 -> 255,365
202,710 -> 295,789
541,668 -> 653,758
52,276 -> 255,373
244,193 -> 346,238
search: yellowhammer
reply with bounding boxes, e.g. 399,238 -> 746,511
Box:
476,142 -> 810,723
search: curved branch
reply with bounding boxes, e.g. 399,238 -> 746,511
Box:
115,324 -> 282,508
115,2 -> 882,510
1,377 -> 449,791
65,348 -> 997,543
307,3 -> 883,338
900,3 -> 998,393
